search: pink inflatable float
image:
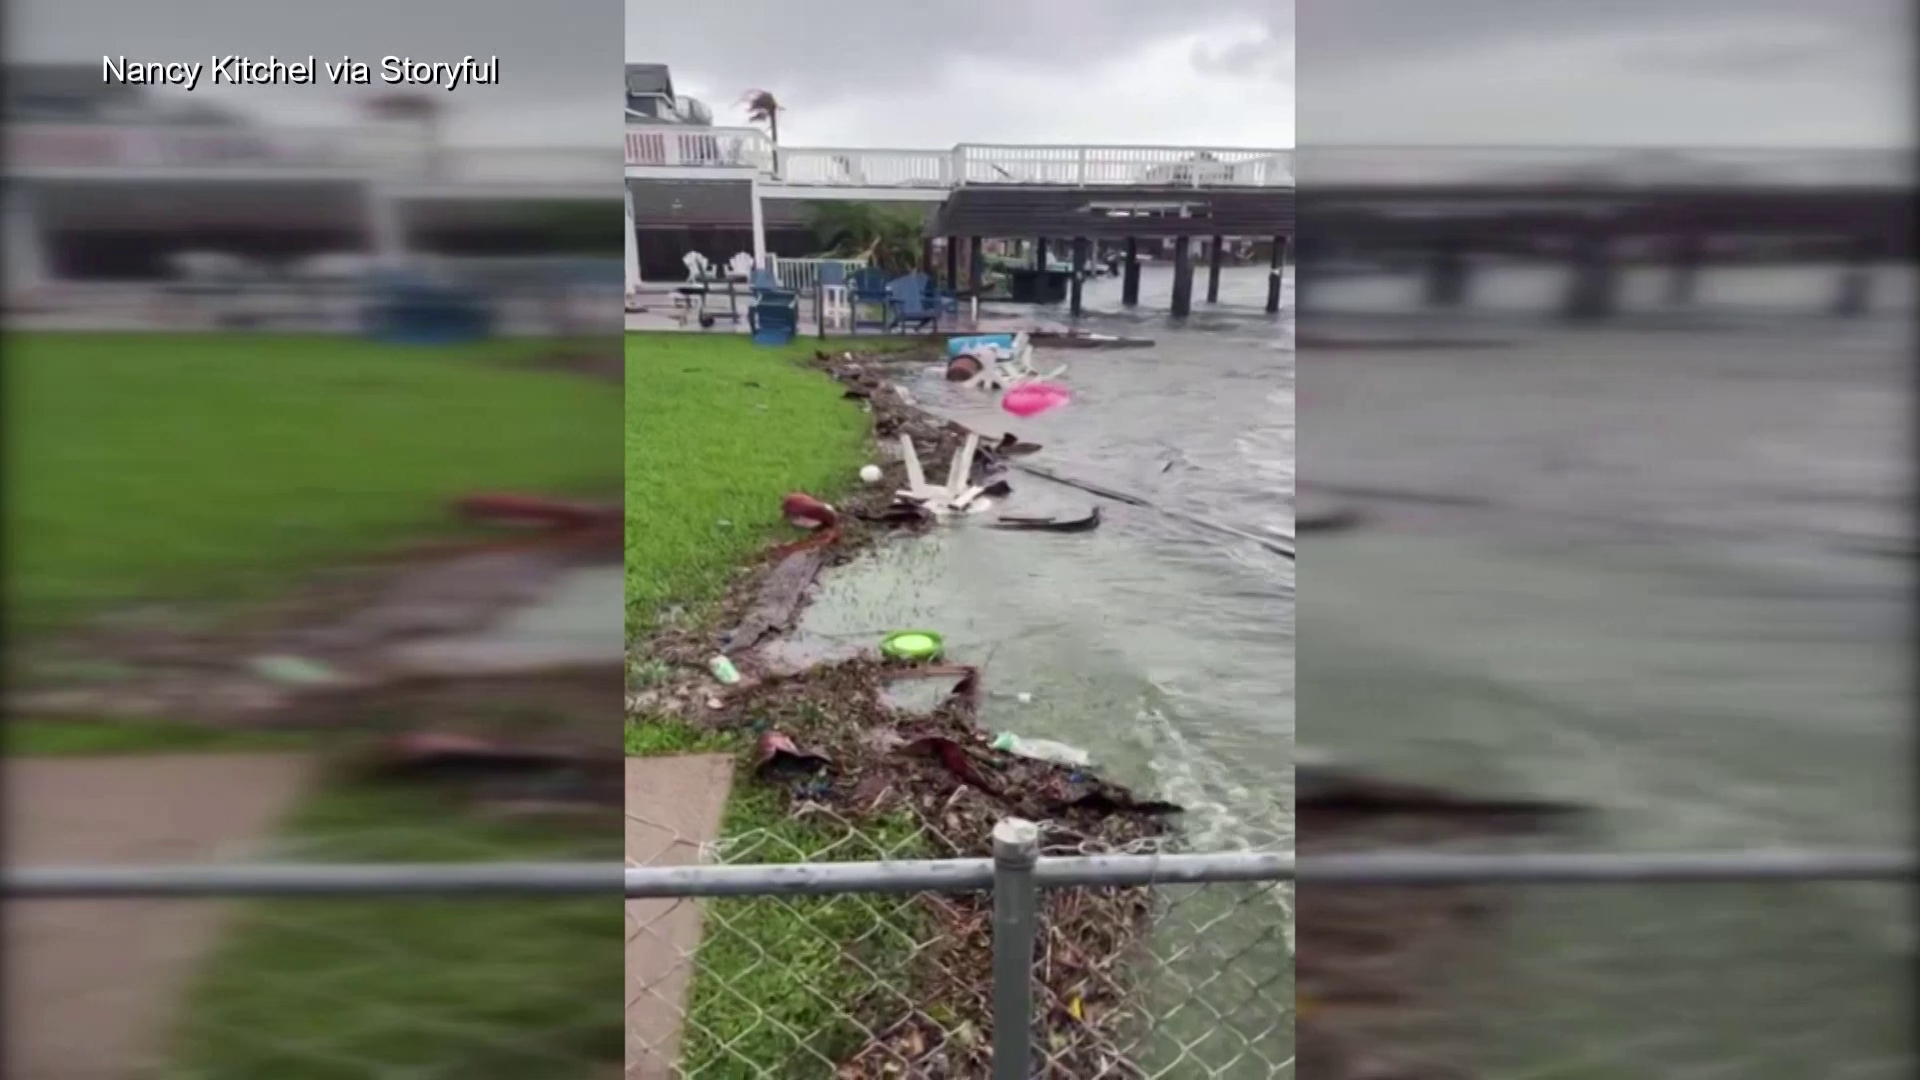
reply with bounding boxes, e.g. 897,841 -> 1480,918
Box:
1002,382 -> 1071,418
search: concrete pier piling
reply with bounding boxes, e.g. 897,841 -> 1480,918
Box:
1075,237 -> 1090,317
1122,238 -> 1141,306
1666,233 -> 1703,307
1206,235 -> 1225,304
1266,236 -> 1285,314
1171,236 -> 1193,317
1423,239 -> 1468,308
1069,237 -> 1089,318
1561,233 -> 1619,322
1832,238 -> 1876,317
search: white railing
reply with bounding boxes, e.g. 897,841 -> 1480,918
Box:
624,126 -> 773,171
953,144 -> 1293,187
434,146 -> 624,185
1295,146 -> 1914,189
619,127 -> 1295,190
7,123 -> 358,172
1231,153 -> 1297,187
19,120 -> 1899,193
767,256 -> 869,293
622,135 -> 1905,192
776,148 -> 956,188
8,123 -> 614,187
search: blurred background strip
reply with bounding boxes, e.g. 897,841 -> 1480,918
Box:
1296,2 -> 1915,1078
3,0 -> 625,1075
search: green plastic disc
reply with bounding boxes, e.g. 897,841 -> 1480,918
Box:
880,630 -> 945,661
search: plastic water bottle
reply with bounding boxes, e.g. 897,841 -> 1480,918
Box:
990,732 -> 1091,768
707,655 -> 741,685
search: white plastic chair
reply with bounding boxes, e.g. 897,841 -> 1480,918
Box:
726,252 -> 755,281
820,288 -> 851,330
682,251 -> 712,283
814,262 -> 853,330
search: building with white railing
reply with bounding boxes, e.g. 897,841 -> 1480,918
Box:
3,62 -> 614,299
625,63 -> 714,126
620,120 -> 1298,292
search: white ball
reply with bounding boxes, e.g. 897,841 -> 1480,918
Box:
859,464 -> 883,483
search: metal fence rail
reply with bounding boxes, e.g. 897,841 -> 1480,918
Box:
8,836 -> 1911,1080
8,847 -> 1910,899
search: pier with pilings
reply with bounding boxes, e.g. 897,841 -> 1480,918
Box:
628,137 -> 1913,323
625,131 -> 1295,320
1298,146 -> 1911,320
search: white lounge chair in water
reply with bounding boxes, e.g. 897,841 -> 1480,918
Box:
961,334 -> 1067,392
896,432 -> 990,517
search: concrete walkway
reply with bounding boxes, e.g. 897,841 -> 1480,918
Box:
625,754 -> 735,1080
4,753 -> 315,1080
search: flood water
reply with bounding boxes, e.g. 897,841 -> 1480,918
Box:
791,265 -> 1294,850
1300,262 -> 1913,1078
780,264 -> 1294,1074
788,259 -> 1912,1077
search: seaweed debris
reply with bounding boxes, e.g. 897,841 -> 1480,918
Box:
700,657 -> 1181,1078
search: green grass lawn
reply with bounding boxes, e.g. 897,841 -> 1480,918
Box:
625,333 -> 897,641
626,334 -> 932,1076
4,332 -> 622,1079
4,717 -> 312,756
166,781 -> 621,1080
4,333 -> 620,636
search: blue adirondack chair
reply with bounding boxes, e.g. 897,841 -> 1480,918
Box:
362,270 -> 493,344
886,272 -> 940,333
749,291 -> 799,346
849,267 -> 891,332
746,268 -> 800,346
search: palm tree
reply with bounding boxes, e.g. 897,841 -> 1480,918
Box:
805,202 -> 924,275
741,89 -> 782,172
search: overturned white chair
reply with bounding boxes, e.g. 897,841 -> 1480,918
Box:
897,432 -> 991,517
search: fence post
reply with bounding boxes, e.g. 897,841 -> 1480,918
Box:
990,817 -> 1040,1080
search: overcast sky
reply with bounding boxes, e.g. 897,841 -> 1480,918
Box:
632,0 -> 1904,149
1300,0 -> 1910,146
626,0 -> 1291,148
11,0 -> 1908,149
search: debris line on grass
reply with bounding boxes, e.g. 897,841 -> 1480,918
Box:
630,345 -> 1205,1077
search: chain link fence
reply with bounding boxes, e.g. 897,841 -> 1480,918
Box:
622,805 -> 1291,1080
5,800 -> 623,1080
8,837 -> 1911,1080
